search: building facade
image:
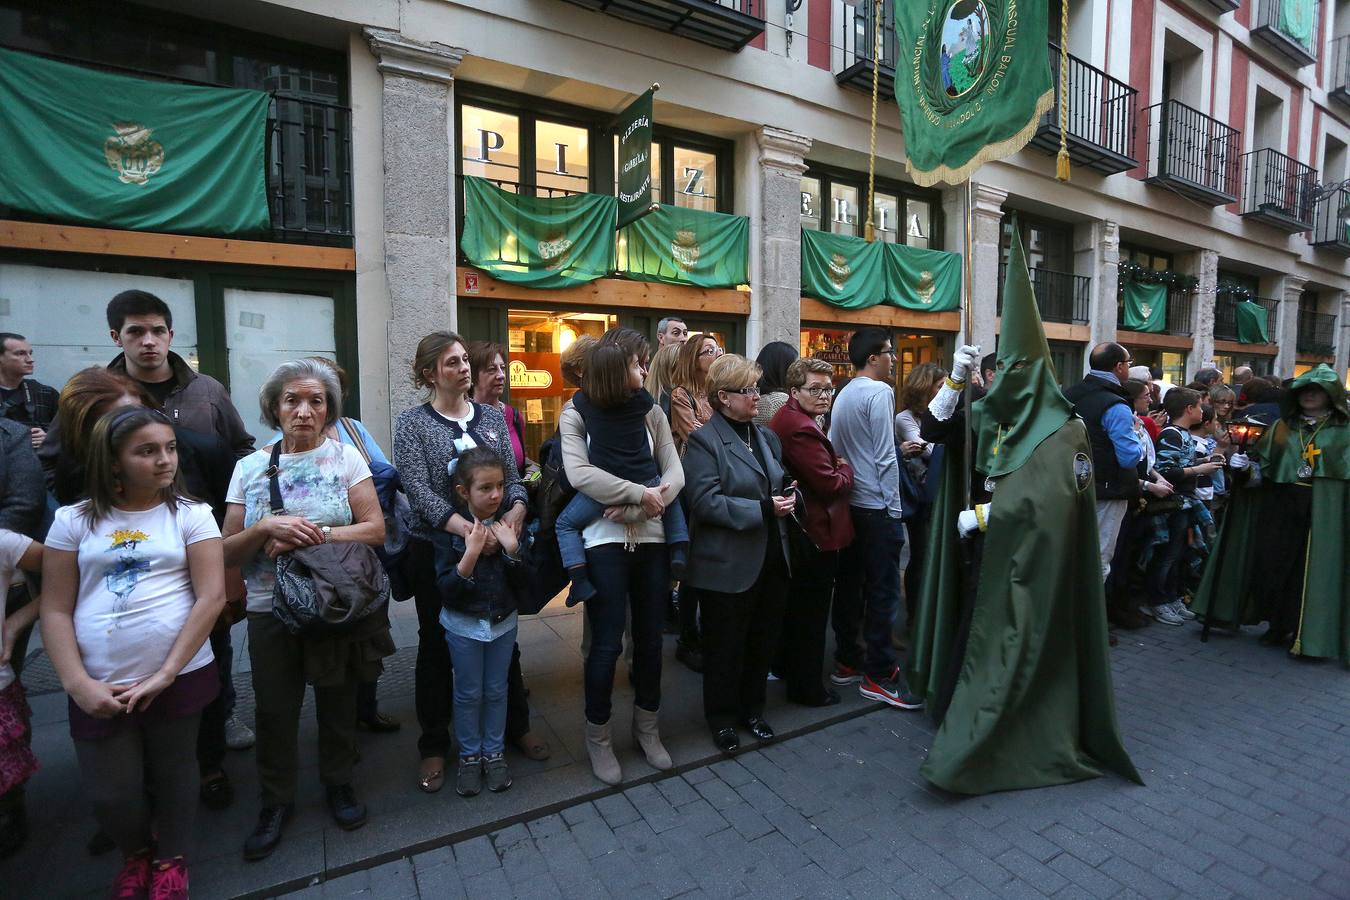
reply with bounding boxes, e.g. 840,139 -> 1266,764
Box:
2,0 -> 1347,452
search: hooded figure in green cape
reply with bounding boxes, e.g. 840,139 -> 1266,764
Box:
914,226 -> 1141,795
1192,364 -> 1350,663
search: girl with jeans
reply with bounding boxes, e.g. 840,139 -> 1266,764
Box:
432,448 -> 524,796
42,407 -> 225,899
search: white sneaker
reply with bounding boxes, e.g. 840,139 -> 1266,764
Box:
1151,605 -> 1185,626
1169,600 -> 1197,621
225,715 -> 256,751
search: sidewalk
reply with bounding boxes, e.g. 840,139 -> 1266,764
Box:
3,597 -> 881,899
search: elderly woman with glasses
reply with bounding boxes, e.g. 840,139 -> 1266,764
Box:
769,357 -> 855,707
682,354 -> 795,754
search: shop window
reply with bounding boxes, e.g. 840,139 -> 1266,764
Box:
907,198 -> 931,248
1002,215 -> 1073,272
872,192 -> 900,244
673,145 -> 718,212
801,177 -> 822,230
535,119 -> 590,197
507,310 -> 618,460
799,325 -> 951,404
1120,244 -> 1173,272
800,167 -> 942,248
830,184 -> 861,236
461,105 -> 522,187
800,326 -> 856,385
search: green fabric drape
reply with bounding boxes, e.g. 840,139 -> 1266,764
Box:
908,447 -> 966,705
618,204 -> 748,289
1120,282 -> 1168,333
884,243 -> 963,311
1233,300 -> 1271,343
0,48 -> 270,237
892,0 -> 1053,186
801,229 -> 962,310
1280,0 -> 1315,48
461,175 -> 617,288
616,88 -> 656,229
800,229 -> 887,309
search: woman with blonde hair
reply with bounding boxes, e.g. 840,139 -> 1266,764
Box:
644,343 -> 682,420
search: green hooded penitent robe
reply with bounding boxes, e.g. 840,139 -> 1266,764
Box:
917,226 -> 1142,794
1191,364 -> 1350,663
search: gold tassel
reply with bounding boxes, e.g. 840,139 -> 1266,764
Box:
1056,0 -> 1071,182
1057,149 -> 1071,181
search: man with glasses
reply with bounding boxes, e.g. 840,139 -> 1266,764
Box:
827,327 -> 922,710
656,316 -> 689,347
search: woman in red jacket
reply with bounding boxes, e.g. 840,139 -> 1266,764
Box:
768,357 -> 855,706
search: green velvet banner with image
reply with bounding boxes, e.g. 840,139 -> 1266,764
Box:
1279,0 -> 1315,48
1234,300 -> 1271,343
0,48 -> 271,237
618,204 -> 749,288
461,175 -> 616,288
885,243 -> 962,311
1120,281 -> 1168,333
800,229 -> 887,309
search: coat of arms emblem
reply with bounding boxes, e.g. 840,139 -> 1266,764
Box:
537,236 -> 575,271
827,253 -> 852,291
671,229 -> 701,272
104,122 -> 164,185
916,270 -> 937,305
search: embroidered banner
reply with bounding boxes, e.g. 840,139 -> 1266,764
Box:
618,204 -> 748,289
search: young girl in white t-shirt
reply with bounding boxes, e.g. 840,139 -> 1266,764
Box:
0,528 -> 42,860
41,407 -> 224,899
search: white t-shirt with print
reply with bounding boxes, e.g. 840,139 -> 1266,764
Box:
45,501 -> 219,685
0,529 -> 34,691
226,439 -> 372,613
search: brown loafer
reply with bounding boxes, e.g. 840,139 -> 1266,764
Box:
417,756 -> 445,794
516,731 -> 551,761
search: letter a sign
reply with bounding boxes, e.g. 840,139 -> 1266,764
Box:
616,85 -> 659,229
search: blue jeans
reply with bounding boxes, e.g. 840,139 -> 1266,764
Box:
556,478 -> 688,570
832,506 -> 904,680
584,544 -> 669,724
444,625 -> 517,758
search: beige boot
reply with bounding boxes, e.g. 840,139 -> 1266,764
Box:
584,719 -> 622,785
631,706 -> 673,770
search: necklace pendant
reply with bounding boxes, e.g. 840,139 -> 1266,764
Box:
983,477 -> 996,494
1298,463 -> 1314,479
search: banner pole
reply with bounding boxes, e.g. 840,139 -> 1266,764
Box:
962,176 -> 975,511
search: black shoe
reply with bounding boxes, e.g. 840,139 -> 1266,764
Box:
0,799 -> 27,860
356,712 -> 402,734
713,727 -> 739,754
744,717 -> 775,742
788,688 -> 841,708
565,577 -> 597,608
676,640 -> 704,674
86,828 -> 116,856
325,784 -> 367,831
199,770 -> 234,811
243,805 -> 293,861
1259,627 -> 1292,647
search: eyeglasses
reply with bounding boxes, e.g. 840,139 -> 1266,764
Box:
724,387 -> 760,397
698,347 -> 724,358
798,385 -> 836,397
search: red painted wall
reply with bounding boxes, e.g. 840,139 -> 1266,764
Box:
1288,86 -> 1303,160
1129,0 -> 1156,177
807,0 -> 830,71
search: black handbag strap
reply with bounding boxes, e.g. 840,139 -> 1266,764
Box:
266,442 -> 286,515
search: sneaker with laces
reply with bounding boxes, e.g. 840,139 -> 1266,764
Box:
829,663 -> 863,685
111,852 -> 152,900
149,857 -> 189,900
224,716 -> 255,751
1149,604 -> 1185,626
483,753 -> 512,793
859,670 -> 924,710
456,756 -> 483,797
1169,600 -> 1197,621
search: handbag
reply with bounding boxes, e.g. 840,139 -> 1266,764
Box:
341,418 -> 414,601
267,442 -> 390,634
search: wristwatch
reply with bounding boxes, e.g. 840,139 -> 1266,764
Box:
321,525 -> 332,544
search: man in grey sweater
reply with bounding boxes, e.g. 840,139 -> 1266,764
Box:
827,327 -> 921,710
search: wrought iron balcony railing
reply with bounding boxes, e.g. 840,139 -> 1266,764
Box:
1213,294 -> 1278,343
1253,0 -> 1320,67
1297,309 -> 1337,356
1331,36 -> 1350,106
835,0 -> 897,99
1239,148 -> 1316,232
1144,100 -> 1240,205
1311,185 -> 1350,253
1028,43 -> 1138,175
269,96 -> 353,246
558,0 -> 765,51
997,264 -> 1091,325
1116,285 -> 1194,336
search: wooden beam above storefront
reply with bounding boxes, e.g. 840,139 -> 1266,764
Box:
799,298 -> 960,332
0,220 -> 356,271
1214,339 -> 1277,356
460,268 -> 751,315
1295,353 -> 1335,365
1116,330 -> 1195,351
994,320 -> 1091,343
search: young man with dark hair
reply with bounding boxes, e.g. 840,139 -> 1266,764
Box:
0,333 -> 58,449
827,327 -> 921,709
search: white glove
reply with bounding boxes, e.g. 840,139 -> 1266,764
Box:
956,504 -> 989,537
1228,452 -> 1249,471
951,344 -> 981,383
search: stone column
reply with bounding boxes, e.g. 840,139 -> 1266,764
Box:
970,182 -> 1007,353
364,28 -> 465,417
1074,218 -> 1119,369
1275,274 -> 1307,378
1336,291 -> 1350,380
1182,248 -> 1219,374
753,126 -> 812,353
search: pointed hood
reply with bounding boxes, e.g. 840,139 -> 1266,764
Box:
1279,363 -> 1349,424
971,222 -> 1074,477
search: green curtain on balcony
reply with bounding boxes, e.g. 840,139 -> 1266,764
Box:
618,204 -> 749,289
1121,282 -> 1167,333
801,229 -> 887,309
1234,300 -> 1271,343
885,244 -> 962,312
1279,0 -> 1315,49
461,175 -> 617,288
0,48 -> 271,237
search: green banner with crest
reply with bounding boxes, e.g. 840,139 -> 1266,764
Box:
892,0 -> 1054,186
461,175 -> 617,288
1234,300 -> 1271,344
885,243 -> 962,311
1120,282 -> 1167,333
618,204 -> 748,289
800,229 -> 888,309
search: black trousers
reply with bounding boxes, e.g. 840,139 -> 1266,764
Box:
1260,483 -> 1313,635
697,550 -> 788,732
779,531 -> 837,703
409,537 -> 531,759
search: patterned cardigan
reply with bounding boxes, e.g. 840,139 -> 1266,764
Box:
393,401 -> 527,541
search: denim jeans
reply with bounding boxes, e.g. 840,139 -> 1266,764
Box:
832,506 -> 904,680
444,625 -> 517,759
1145,509 -> 1190,606
584,543 -> 669,724
556,478 -> 688,570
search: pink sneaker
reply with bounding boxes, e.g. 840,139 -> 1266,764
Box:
149,857 -> 189,900
110,853 -> 152,900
